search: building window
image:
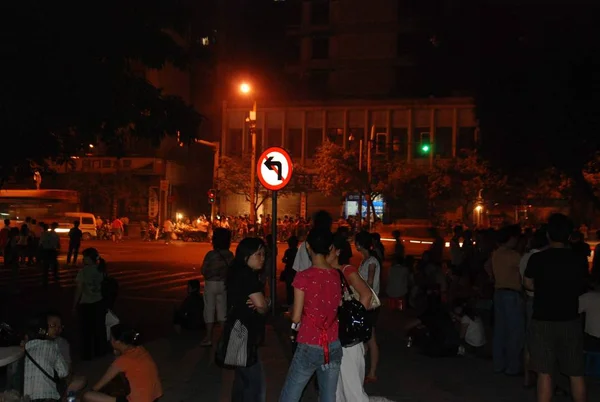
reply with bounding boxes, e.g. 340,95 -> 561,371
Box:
327,128 -> 344,147
458,127 -> 476,153
82,159 -> 91,169
307,69 -> 330,96
102,160 -> 112,168
286,128 -> 303,159
306,128 -> 323,157
311,37 -> 329,60
267,128 -> 282,147
435,127 -> 453,158
92,160 -> 102,169
391,128 -> 408,158
255,129 -> 263,153
227,129 -> 243,157
347,128 -> 364,150
412,129 -> 430,159
310,1 -> 330,25
122,159 -> 132,168
376,133 -> 388,154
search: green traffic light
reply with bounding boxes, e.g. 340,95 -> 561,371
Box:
421,144 -> 430,153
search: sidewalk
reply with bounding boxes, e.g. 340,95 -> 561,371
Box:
74,309 -> 600,402
75,325 -> 295,402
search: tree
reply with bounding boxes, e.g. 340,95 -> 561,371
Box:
65,172 -> 147,218
217,156 -> 294,218
0,0 -> 202,184
428,151 -> 505,221
312,141 -> 431,220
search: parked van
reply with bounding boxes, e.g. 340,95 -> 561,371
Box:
60,212 -> 98,240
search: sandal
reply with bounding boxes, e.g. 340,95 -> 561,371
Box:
364,376 -> 378,384
200,340 -> 212,347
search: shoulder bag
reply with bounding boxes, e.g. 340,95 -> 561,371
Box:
24,350 -> 67,397
215,306 -> 258,369
337,270 -> 372,347
343,265 -> 381,310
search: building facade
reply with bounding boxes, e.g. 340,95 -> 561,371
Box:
284,0 -> 429,98
220,97 -> 478,219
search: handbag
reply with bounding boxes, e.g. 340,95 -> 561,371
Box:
349,265 -> 381,310
215,309 -> 258,369
342,265 -> 381,310
24,350 -> 67,397
336,270 -> 372,347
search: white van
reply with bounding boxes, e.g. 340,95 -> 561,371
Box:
62,212 -> 98,240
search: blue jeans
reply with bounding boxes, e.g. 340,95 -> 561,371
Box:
493,289 -> 525,374
232,361 -> 266,402
279,340 -> 342,402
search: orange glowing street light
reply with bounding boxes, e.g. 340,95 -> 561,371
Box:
239,82 -> 251,94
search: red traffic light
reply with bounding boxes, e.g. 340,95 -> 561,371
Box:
207,189 -> 216,198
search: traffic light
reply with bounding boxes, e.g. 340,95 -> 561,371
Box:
420,132 -> 431,154
208,189 -> 216,204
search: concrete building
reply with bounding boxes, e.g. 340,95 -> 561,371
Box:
284,0 -> 426,98
219,97 -> 478,219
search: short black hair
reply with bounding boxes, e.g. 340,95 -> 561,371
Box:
547,213 -> 572,243
312,210 -> 333,230
111,324 -> 142,346
212,228 -> 231,250
306,228 -> 333,255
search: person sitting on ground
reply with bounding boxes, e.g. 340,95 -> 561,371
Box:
23,314 -> 69,402
84,325 -> 162,402
451,299 -> 487,357
173,279 -> 205,333
386,254 -> 412,309
46,311 -> 87,393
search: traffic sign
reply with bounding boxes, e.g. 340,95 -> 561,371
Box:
257,147 -> 293,191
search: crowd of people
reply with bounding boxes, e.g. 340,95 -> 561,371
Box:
3,209 -> 599,402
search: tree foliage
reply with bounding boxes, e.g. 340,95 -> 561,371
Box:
428,151 -> 505,220
1,0 -> 202,183
218,156 -> 292,217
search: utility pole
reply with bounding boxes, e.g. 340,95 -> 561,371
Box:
247,102 -> 257,228
195,140 -> 220,222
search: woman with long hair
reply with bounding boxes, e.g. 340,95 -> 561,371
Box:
227,237 -> 269,401
279,228 -> 342,402
354,231 -> 381,383
201,228 -> 234,346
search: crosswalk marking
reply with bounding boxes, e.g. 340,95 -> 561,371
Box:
0,265 -> 204,296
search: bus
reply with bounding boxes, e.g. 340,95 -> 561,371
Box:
0,189 -> 80,222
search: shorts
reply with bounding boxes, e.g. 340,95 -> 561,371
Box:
203,280 -> 227,323
528,318 -> 584,376
367,307 -> 381,327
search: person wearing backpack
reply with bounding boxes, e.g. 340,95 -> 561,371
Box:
200,228 -> 234,346
72,248 -> 108,360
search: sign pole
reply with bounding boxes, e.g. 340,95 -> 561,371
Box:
256,146 -> 294,316
271,190 -> 278,314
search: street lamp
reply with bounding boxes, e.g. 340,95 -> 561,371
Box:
240,82 -> 258,226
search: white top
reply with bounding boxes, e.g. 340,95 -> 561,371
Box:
0,346 -> 23,367
519,249 -> 540,297
292,242 -> 311,272
24,339 -> 69,400
579,291 -> 600,338
359,256 -> 381,295
461,316 -> 486,347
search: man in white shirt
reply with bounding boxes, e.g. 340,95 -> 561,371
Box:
292,210 -> 332,272
579,283 -> 600,351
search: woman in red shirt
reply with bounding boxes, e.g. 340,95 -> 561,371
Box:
279,228 -> 342,402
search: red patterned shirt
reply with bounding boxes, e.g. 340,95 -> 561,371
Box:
293,267 -> 341,346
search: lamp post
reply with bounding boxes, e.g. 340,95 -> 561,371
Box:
195,139 -> 220,222
240,83 -> 257,227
